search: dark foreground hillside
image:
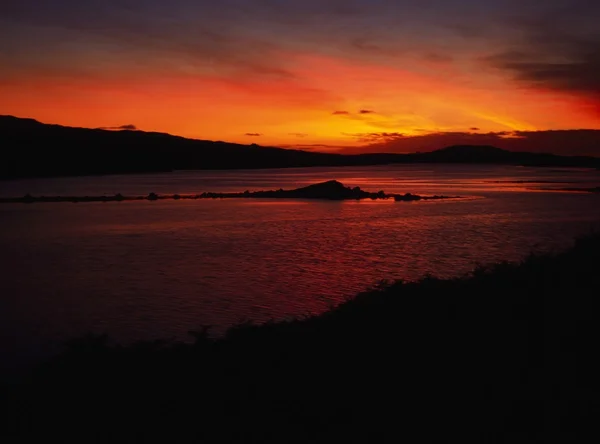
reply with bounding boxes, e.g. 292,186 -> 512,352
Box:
2,234 -> 599,442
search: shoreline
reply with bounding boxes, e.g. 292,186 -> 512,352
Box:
2,232 -> 599,441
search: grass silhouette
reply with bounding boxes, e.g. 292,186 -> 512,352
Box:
2,233 -> 599,442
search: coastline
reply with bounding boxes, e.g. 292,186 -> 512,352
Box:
2,232 -> 599,442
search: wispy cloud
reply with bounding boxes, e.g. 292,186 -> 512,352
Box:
482,1 -> 600,113
98,124 -> 138,131
244,133 -> 262,137
423,52 -> 454,64
280,143 -> 348,152
2,0 -> 600,147
343,132 -> 405,143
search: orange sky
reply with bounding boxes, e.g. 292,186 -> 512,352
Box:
1,1 -> 599,154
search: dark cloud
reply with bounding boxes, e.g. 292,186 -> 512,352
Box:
332,111 -> 350,115
359,109 -> 376,114
2,1 -> 536,83
342,130 -> 600,156
470,127 -> 480,131
488,46 -> 600,100
98,124 -> 138,131
483,1 -> 600,110
244,133 -> 262,137
0,0 -> 300,81
2,1 -> 600,123
280,143 -> 351,152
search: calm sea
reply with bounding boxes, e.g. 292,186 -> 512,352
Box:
2,164 -> 600,375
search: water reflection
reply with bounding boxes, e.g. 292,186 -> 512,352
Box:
0,164 -> 599,374
1,164 -> 599,198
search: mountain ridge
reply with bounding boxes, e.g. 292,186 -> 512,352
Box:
1,115 -> 599,179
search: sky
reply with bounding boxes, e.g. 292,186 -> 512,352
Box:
1,0 -> 599,155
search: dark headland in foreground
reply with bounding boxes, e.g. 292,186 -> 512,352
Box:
0,180 -> 458,203
2,115 -> 600,179
2,233 -> 599,442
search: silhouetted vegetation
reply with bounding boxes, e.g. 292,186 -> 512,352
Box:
1,233 -> 599,442
2,115 -> 599,179
0,180 -> 458,203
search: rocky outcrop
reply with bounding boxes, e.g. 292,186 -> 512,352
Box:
0,181 -> 459,203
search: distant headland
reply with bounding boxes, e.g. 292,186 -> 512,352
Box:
0,180 -> 459,204
1,115 -> 599,180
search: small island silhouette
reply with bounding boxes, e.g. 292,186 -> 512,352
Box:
0,180 -> 459,204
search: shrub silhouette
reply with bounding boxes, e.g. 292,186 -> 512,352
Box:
1,233 -> 599,442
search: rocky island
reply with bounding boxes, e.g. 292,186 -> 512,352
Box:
0,180 -> 458,203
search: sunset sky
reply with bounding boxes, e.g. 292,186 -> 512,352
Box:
1,0 -> 599,154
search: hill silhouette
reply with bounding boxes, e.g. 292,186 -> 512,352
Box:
417,144 -> 600,167
424,144 -> 512,161
1,233 -> 599,442
1,115 -> 599,179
